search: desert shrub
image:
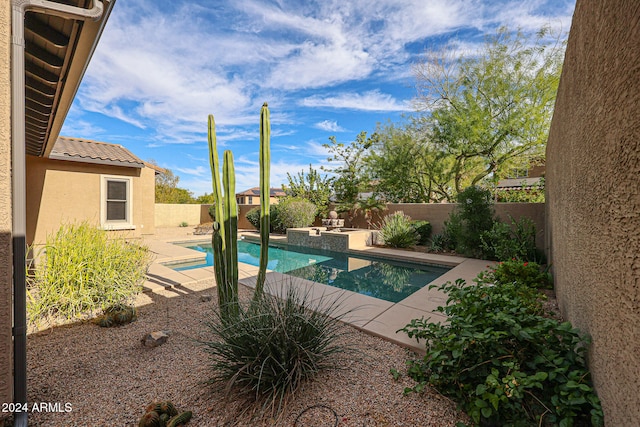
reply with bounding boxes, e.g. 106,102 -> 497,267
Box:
398,276 -> 603,426
271,197 -> 317,233
245,206 -> 261,230
27,221 -> 151,326
480,215 -> 540,261
484,259 -> 552,289
447,186 -> 495,257
379,211 -> 418,248
410,220 -> 432,245
202,285 -> 353,414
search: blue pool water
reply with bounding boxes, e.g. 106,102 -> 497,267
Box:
169,240 -> 450,303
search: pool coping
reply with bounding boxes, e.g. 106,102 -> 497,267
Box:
142,232 -> 494,353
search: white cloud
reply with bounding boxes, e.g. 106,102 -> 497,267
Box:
301,90 -> 411,111
314,120 -> 346,132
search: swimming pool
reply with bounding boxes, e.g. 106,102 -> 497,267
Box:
168,240 -> 450,303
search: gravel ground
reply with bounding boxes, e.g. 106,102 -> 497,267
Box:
23,280 -> 470,427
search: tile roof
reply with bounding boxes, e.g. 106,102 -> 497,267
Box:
236,187 -> 286,197
49,137 -> 145,168
496,177 -> 544,189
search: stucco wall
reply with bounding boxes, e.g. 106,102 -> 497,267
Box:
154,204 -> 202,227
545,0 -> 640,424
0,0 -> 13,413
26,156 -> 156,245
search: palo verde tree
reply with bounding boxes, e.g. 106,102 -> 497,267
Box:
154,166 -> 196,204
413,26 -> 565,194
366,121 -> 456,202
322,131 -> 372,222
282,165 -> 333,218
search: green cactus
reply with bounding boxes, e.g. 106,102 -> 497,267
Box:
145,402 -> 162,414
255,102 -> 271,299
207,104 -> 272,315
138,410 -> 160,427
166,411 -> 192,427
159,401 -> 178,417
207,114 -> 239,320
158,413 -> 169,427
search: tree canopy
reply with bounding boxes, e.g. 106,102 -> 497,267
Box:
155,167 -> 196,204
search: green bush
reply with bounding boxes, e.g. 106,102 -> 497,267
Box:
379,211 -> 418,248
27,222 -> 151,326
480,215 -> 540,261
271,197 -> 317,233
447,186 -> 495,257
484,259 -> 552,289
410,220 -> 432,245
398,276 -> 603,426
245,206 -> 261,230
202,285 -> 352,414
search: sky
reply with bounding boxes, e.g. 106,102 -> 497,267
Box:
61,0 -> 576,197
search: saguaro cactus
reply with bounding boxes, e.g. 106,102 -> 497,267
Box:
255,102 -> 271,298
207,114 -> 239,320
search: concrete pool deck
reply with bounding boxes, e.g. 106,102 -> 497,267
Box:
140,227 -> 493,353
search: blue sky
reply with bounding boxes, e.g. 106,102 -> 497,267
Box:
61,0 -> 575,197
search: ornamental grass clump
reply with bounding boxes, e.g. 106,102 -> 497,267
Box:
27,221 -> 151,327
379,211 -> 418,248
201,285 -> 353,415
398,274 -> 603,426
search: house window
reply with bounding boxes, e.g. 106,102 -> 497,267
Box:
101,176 -> 134,229
248,196 -> 253,204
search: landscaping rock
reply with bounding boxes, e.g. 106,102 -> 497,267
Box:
141,331 -> 170,348
200,294 -> 213,302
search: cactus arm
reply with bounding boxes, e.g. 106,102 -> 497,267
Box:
222,150 -> 239,317
207,114 -> 228,312
255,102 -> 271,297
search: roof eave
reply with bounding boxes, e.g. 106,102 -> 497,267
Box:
41,0 -> 116,158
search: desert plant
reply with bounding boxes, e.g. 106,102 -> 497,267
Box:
484,259 -> 552,289
271,197 -> 317,232
208,113 -> 240,320
379,211 -> 418,248
139,401 -> 184,427
398,276 -> 603,426
207,103 -> 271,314
445,186 -> 495,257
410,220 -> 432,245
179,221 -> 188,227
202,285 -> 353,415
481,215 -> 540,262
27,221 -> 151,326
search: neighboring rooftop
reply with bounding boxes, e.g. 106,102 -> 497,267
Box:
49,137 -> 144,168
496,177 -> 544,190
236,187 -> 286,197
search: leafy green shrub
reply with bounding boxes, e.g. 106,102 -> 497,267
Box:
179,221 -> 189,227
202,285 -> 352,414
245,206 -> 261,230
27,222 -> 151,326
410,220 -> 432,245
484,259 -> 552,289
480,215 -> 540,261
379,211 -> 418,248
447,186 -> 495,257
398,277 -> 603,426
271,197 -> 317,233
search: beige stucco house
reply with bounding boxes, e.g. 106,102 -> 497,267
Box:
1,0 -> 116,423
27,136 -> 157,245
236,187 -> 286,205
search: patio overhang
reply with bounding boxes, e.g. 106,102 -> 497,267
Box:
22,0 -> 116,158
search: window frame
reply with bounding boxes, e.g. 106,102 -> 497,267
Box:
100,175 -> 135,230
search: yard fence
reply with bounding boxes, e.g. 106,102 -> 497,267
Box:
155,202 -> 545,249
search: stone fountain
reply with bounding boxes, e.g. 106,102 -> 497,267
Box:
321,210 -> 344,230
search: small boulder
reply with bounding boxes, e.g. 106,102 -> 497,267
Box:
141,331 -> 170,348
200,294 -> 213,302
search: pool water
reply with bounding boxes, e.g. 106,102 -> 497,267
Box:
170,240 -> 450,303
